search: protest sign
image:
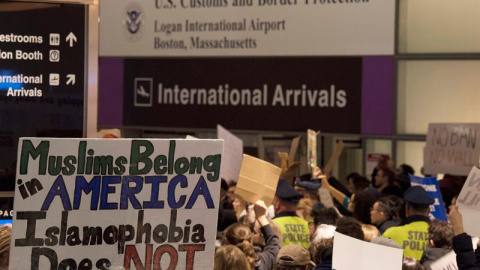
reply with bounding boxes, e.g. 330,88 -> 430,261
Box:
409,175 -> 448,221
307,130 -> 319,168
185,135 -> 198,140
332,232 -> 403,270
10,138 -> 223,270
289,136 -> 301,162
323,140 -> 345,177
456,166 -> 480,237
217,125 -> 243,182
235,154 -> 282,206
430,251 -> 457,270
431,236 -> 479,270
424,123 -> 480,176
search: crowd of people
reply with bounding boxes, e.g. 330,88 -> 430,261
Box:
0,158 -> 477,269
215,161 -> 479,270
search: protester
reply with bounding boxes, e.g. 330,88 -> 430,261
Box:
371,155 -> 393,188
402,257 -> 425,270
227,181 -> 237,205
448,205 -> 480,270
375,168 -> 396,192
371,236 -> 402,249
383,186 -> 434,260
420,220 -> 454,270
345,172 -> 362,194
314,217 -> 365,270
348,175 -> 371,195
396,164 -> 415,178
0,226 -> 10,270
362,224 -> 381,242
276,244 -> 316,270
370,196 -> 402,234
224,200 -> 281,270
311,224 -> 336,265
218,179 -> 237,231
214,245 -> 251,270
296,198 -> 314,222
312,207 -> 339,228
273,179 -> 310,248
347,191 -> 376,224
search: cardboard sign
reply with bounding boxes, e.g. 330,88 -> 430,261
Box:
307,130 -> 319,168
289,136 -> 301,162
10,138 -> 223,270
409,175 -> 448,221
235,154 -> 282,206
457,166 -> 480,237
217,125 -> 243,182
323,140 -> 345,177
424,123 -> 480,175
332,232 -> 403,270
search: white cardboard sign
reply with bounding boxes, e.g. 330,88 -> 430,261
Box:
332,232 -> 403,270
10,138 -> 223,270
457,166 -> 480,237
217,124 -> 243,182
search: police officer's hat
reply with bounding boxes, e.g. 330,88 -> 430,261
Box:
296,179 -> 321,191
276,179 -> 304,204
404,186 -> 434,207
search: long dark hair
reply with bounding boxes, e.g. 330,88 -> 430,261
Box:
351,191 -> 376,224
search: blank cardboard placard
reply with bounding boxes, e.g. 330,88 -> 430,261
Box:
289,136 -> 301,161
235,154 -> 282,206
333,232 -> 403,270
217,124 -> 243,182
323,140 -> 345,176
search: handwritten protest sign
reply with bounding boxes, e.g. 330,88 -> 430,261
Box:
409,175 -> 448,221
424,123 -> 480,175
217,125 -> 243,182
235,154 -> 281,206
457,166 -> 480,237
332,232 -> 403,270
307,130 -> 319,168
10,138 -> 223,270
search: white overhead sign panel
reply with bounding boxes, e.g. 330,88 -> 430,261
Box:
99,0 -> 395,56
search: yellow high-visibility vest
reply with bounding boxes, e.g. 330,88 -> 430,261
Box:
383,220 -> 429,260
274,215 -> 310,249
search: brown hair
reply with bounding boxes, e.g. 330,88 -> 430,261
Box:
402,257 -> 425,270
214,245 -> 251,270
361,224 -> 380,242
428,220 -> 454,248
252,219 -> 283,248
224,223 -> 256,269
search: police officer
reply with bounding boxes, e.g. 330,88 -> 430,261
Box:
273,179 -> 310,249
383,186 -> 435,260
